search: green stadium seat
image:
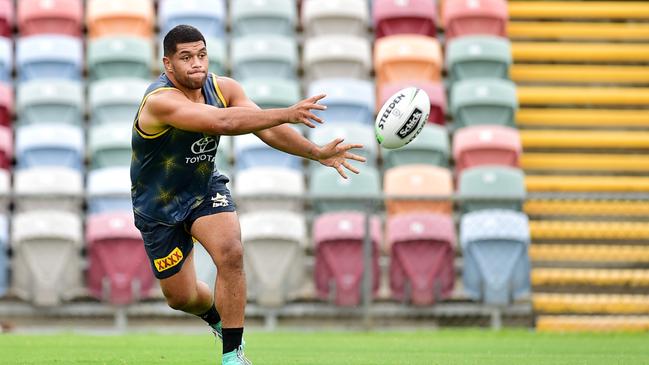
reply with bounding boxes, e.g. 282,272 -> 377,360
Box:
310,164 -> 381,214
458,165 -> 526,213
231,0 -> 296,37
446,35 -> 512,81
231,35 -> 298,81
17,79 -> 83,125
451,78 -> 518,128
89,78 -> 149,125
88,123 -> 132,169
382,124 -> 450,169
88,36 -> 153,81
241,77 -> 300,109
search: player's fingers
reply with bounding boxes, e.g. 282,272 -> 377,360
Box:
343,160 -> 360,174
309,103 -> 327,111
335,164 -> 348,179
308,113 -> 323,124
346,152 -> 366,162
308,94 -> 326,103
302,119 -> 316,128
343,143 -> 364,151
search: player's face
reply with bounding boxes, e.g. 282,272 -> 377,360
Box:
166,41 -> 209,90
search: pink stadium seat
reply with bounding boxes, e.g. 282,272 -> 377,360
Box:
373,0 -> 437,39
18,0 -> 83,37
453,125 -> 521,176
378,80 -> 446,125
0,125 -> 12,170
0,83 -> 12,126
387,212 -> 456,305
442,0 -> 508,40
374,34 -> 443,90
313,212 -> 381,307
0,0 -> 13,37
86,212 -> 155,305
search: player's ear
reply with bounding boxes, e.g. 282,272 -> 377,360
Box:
162,56 -> 172,73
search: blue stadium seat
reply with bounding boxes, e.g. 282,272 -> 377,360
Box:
15,124 -> 84,170
17,79 -> 84,125
158,0 -> 226,38
231,35 -> 298,81
231,0 -> 296,37
89,78 -> 149,125
241,77 -> 300,109
87,167 -> 132,214
0,36 -> 11,82
234,132 -> 302,171
307,78 -> 374,124
0,214 -> 7,297
460,209 -> 531,305
16,35 -> 83,82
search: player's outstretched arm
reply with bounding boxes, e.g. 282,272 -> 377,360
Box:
142,89 -> 326,136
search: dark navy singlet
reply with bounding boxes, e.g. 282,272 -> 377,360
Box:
130,73 -> 227,224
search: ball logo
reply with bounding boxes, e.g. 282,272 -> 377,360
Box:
396,108 -> 423,139
191,137 -> 217,155
377,93 -> 405,130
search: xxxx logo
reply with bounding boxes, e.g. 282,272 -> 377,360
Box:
154,247 -> 184,272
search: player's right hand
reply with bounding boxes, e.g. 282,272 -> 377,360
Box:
287,94 -> 327,128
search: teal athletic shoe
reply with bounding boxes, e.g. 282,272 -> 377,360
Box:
209,321 -> 223,341
222,345 -> 251,365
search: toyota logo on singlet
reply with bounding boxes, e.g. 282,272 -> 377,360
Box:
191,137 -> 217,154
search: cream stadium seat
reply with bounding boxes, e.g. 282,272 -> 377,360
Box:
303,35 -> 371,81
13,167 -> 83,213
234,167 -> 304,213
302,0 -> 368,37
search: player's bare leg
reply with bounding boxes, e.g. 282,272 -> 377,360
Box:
191,211 -> 250,364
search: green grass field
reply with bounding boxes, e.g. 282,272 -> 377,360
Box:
1,329 -> 648,365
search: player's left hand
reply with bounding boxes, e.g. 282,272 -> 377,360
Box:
317,138 -> 366,179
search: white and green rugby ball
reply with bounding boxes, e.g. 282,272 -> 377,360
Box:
375,87 -> 430,149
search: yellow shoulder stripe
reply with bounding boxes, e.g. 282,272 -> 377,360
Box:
133,87 -> 177,139
212,73 -> 228,107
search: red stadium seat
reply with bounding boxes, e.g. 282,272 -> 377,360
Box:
378,80 -> 447,125
0,82 -> 12,126
373,0 -> 437,39
0,125 -> 11,170
18,0 -> 83,37
453,125 -> 521,176
313,212 -> 381,307
387,213 -> 456,305
86,212 -> 155,305
442,0 -> 508,40
0,0 -> 13,37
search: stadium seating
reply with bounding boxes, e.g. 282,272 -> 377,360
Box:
17,79 -> 83,125
215,135 -> 232,175
525,175 -> 649,193
508,22 -> 649,42
387,212 -> 456,306
453,125 -> 521,176
537,315 -> 649,333
87,167 -> 132,214
0,0 -> 12,37
15,124 -> 84,170
517,109 -> 649,129
16,35 -> 83,81
88,123 -> 133,169
384,165 -> 453,216
521,153 -> 649,173
508,1 -> 649,20
460,209 -> 530,305
313,211 -> 381,306
458,165 -> 526,213
519,86 -> 649,107
86,0 -> 154,39
232,0 -> 296,37
159,0 -> 226,38
231,35 -> 298,81
374,34 -> 443,87
0,169 -> 8,213
377,80 -> 446,125
446,35 -> 512,81
530,244 -> 649,263
234,167 -> 304,213
13,167 -> 83,213
86,212 -> 155,305
442,0 -> 508,40
240,211 -> 307,307
529,221 -> 649,241
303,35 -> 372,81
241,78 -> 300,109
0,36 -> 11,82
450,78 -> 518,128
0,125 -> 10,169
532,268 -> 649,288
520,130 -> 649,150
234,133 -> 302,171
0,82 -> 10,126
533,293 -> 649,315
0,214 -> 7,297
373,0 -> 437,39
511,65 -> 649,85
89,78 -> 149,125
309,123 -> 377,168
11,210 -> 83,306
512,42 -> 649,63
87,37 -> 154,81
17,0 -> 83,37
524,200 -> 649,218
382,124 -> 450,169
310,165 -> 381,214
308,78 -> 374,124
302,0 -> 368,37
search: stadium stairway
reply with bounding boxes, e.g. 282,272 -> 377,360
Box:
508,0 -> 649,332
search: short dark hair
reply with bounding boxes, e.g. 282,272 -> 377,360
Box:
163,25 -> 206,57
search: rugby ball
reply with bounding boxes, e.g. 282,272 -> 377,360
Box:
375,87 -> 430,149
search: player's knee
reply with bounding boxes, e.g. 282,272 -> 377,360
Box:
165,291 -> 194,311
217,240 -> 244,272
